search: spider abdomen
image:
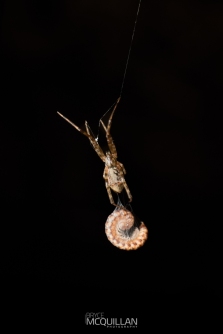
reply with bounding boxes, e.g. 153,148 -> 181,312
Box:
107,166 -> 124,193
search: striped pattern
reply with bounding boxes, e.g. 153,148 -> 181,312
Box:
105,208 -> 148,250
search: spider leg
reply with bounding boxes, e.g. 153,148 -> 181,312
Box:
57,112 -> 88,136
105,181 -> 116,206
100,97 -> 121,158
85,121 -> 106,162
118,162 -> 126,175
107,97 -> 121,133
123,181 -> 132,203
57,112 -> 106,162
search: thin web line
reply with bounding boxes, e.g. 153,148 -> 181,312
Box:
97,0 -> 142,141
95,101 -> 116,141
120,0 -> 142,96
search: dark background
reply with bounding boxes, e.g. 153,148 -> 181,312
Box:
1,0 -> 222,315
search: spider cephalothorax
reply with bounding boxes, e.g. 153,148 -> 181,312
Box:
57,97 -> 132,206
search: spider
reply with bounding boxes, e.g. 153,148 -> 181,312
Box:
57,97 -> 132,206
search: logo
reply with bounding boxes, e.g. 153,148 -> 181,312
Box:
85,312 -> 137,328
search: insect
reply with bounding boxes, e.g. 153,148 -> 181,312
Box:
57,96 -> 132,206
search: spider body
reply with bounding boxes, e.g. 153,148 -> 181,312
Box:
57,97 -> 132,206
103,151 -> 130,204
104,163 -> 124,193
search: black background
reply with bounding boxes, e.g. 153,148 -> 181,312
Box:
1,0 -> 222,318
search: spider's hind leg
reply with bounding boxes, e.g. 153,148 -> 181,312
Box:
105,182 -> 116,206
123,181 -> 133,203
